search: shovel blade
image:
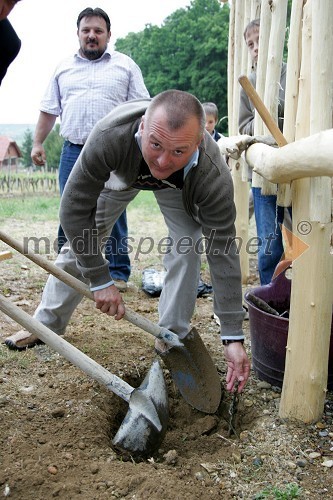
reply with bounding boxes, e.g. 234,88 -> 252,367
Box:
159,327 -> 222,414
112,359 -> 169,458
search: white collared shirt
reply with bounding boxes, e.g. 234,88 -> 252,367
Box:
40,49 -> 149,144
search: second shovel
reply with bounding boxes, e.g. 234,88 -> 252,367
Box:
0,230 -> 222,414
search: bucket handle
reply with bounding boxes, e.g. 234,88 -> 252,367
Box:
271,259 -> 292,283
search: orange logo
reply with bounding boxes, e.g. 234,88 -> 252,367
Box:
272,224 -> 310,278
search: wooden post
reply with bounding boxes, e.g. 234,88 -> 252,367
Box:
261,0 -> 288,196
227,0 -> 235,136
279,0 -> 333,423
245,129 -> 333,183
309,0 -> 333,223
278,0 -> 305,208
248,0 -> 261,66
251,0 -> 270,190
228,0 -> 250,283
241,0 -> 252,185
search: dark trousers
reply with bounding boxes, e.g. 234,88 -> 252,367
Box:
58,141 -> 130,281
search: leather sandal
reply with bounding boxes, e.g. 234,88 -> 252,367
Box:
4,329 -> 44,351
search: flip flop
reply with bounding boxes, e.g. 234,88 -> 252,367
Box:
4,329 -> 44,351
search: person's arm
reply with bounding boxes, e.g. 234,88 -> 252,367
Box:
126,59 -> 150,100
188,141 -> 250,391
238,72 -> 256,135
59,119 -> 129,319
31,111 -> 57,166
239,87 -> 255,135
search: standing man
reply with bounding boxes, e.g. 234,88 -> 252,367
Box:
31,7 -> 150,290
5,90 -> 250,394
239,19 -> 290,285
0,0 -> 22,85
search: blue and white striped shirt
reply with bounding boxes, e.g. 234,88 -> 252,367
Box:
40,49 -> 150,144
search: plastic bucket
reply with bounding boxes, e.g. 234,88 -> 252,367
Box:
244,262 -> 333,389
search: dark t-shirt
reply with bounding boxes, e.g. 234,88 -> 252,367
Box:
132,158 -> 184,191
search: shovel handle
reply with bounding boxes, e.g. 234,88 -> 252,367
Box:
0,251 -> 12,262
238,75 -> 288,147
0,294 -> 133,402
0,230 -> 181,347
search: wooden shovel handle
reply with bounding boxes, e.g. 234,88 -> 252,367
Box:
0,293 -> 133,401
0,230 -> 179,345
238,75 -> 288,147
0,251 -> 12,262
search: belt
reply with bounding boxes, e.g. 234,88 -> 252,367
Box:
65,140 -> 85,147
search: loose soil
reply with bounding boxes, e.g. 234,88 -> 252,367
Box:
0,214 -> 332,499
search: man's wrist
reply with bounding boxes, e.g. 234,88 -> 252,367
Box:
90,280 -> 115,292
222,339 -> 244,346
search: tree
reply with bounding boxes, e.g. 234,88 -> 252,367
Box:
115,0 -> 230,133
43,124 -> 63,171
20,128 -> 34,168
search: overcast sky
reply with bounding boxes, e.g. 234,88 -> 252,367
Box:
0,0 -> 191,124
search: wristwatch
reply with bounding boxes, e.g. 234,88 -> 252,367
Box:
222,339 -> 244,346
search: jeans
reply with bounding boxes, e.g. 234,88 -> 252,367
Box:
252,187 -> 291,285
57,141 -> 130,281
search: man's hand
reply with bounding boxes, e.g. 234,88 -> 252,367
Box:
217,134 -> 277,160
93,285 -> 125,320
31,144 -> 46,166
224,342 -> 250,393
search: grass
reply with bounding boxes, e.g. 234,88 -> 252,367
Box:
0,191 -> 160,221
0,191 -> 168,287
0,194 -> 61,221
127,190 -> 161,215
254,483 -> 302,500
0,343 -> 34,369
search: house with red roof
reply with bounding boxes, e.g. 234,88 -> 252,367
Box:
0,136 -> 22,172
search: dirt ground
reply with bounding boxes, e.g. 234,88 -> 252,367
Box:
0,215 -> 333,499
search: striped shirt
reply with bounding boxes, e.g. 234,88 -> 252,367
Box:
39,49 -> 149,144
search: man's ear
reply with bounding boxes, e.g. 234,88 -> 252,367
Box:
140,116 -> 145,132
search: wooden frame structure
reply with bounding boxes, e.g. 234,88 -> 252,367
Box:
227,0 -> 333,422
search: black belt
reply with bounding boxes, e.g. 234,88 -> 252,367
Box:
65,140 -> 84,147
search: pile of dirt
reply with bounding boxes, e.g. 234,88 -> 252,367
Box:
0,221 -> 332,499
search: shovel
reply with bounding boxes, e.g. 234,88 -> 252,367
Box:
0,293 -> 168,458
0,231 -> 222,414
0,230 -> 181,349
238,75 -> 288,147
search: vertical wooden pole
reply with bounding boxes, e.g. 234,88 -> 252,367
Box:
260,0 -> 288,196
278,0 -> 305,209
241,0 -> 252,184
228,0 -> 250,283
252,0 -> 270,190
279,0 -> 333,423
227,0 -> 235,136
309,0 -> 333,222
